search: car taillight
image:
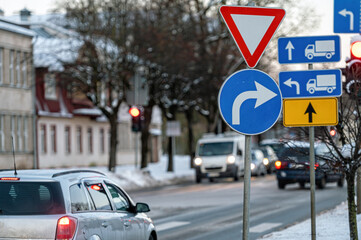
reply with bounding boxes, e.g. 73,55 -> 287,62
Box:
56,216 -> 77,240
275,161 -> 282,170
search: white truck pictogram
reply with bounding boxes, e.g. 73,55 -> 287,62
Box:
305,40 -> 335,60
306,74 -> 336,94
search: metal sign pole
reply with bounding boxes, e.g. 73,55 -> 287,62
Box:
308,63 -> 316,240
243,135 -> 251,240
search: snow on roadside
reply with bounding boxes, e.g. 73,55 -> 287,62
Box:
91,155 -> 194,191
259,201 -> 361,240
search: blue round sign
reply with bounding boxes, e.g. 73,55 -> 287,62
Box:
218,69 -> 282,135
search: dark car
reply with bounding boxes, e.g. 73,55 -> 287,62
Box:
275,142 -> 344,189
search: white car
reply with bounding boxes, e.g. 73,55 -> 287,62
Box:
0,169 -> 157,240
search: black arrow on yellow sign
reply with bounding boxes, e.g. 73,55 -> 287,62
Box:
304,103 -> 316,123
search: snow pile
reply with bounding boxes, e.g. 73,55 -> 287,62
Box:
260,201 -> 361,240
91,155 -> 194,191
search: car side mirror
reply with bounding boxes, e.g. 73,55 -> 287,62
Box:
237,149 -> 243,156
136,202 -> 150,213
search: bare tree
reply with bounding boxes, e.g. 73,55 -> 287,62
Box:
59,0 -> 143,171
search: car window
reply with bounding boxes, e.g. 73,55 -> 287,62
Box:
0,182 -> 65,215
105,183 -> 130,211
279,147 -> 309,162
70,183 -> 93,212
86,183 -> 112,211
198,142 -> 233,156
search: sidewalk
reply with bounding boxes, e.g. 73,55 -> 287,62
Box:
259,202 -> 361,240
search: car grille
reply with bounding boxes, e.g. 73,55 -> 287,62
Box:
205,167 -> 222,171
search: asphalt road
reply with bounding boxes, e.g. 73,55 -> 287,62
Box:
131,174 -> 347,240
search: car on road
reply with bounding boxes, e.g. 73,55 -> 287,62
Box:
259,145 -> 278,174
194,133 -> 245,183
0,169 -> 157,240
275,142 -> 344,189
251,149 -> 267,176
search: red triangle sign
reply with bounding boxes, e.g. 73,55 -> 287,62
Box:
220,6 -> 285,68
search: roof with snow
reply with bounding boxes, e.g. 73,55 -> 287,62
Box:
0,19 -> 34,37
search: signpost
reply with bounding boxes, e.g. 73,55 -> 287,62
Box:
334,0 -> 361,33
219,5 -> 285,240
283,98 -> 338,127
278,35 -> 341,64
279,69 -> 342,99
220,6 -> 285,68
218,69 -> 282,135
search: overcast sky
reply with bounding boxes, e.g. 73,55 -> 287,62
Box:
0,0 -> 57,15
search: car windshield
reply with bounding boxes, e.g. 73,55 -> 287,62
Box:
198,142 -> 233,156
0,182 -> 65,215
278,147 -> 309,162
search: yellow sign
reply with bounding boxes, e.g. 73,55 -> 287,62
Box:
283,98 -> 338,127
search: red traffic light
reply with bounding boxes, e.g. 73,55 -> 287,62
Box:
129,107 -> 140,117
351,42 -> 361,59
330,129 -> 336,137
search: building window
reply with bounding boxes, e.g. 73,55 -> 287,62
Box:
44,73 -> 57,100
0,48 -> 3,85
87,128 -> 93,154
40,124 -> 47,154
10,116 -> 15,150
76,126 -> 82,154
16,51 -> 21,86
50,125 -> 56,153
22,52 -> 27,87
17,116 -> 22,151
100,128 -> 105,154
23,117 -> 28,152
0,115 -> 4,151
65,126 -> 71,154
9,50 -> 14,85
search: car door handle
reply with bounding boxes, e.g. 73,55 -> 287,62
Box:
101,222 -> 109,228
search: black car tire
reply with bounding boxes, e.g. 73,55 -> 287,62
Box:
196,174 -> 201,184
234,168 -> 240,181
317,177 -> 326,189
299,182 -> 305,189
278,180 -> 286,189
209,177 -> 214,182
149,234 -> 155,240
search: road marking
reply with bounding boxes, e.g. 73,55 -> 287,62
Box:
250,222 -> 282,233
156,221 -> 190,232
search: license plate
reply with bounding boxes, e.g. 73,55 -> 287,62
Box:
208,172 -> 220,177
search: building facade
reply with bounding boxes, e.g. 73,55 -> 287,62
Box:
0,21 -> 35,169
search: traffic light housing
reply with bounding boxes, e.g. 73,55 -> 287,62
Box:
129,106 -> 144,132
348,39 -> 361,80
330,127 -> 337,137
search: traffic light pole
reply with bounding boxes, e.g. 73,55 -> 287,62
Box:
309,63 -> 316,240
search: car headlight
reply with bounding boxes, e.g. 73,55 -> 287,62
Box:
194,157 -> 202,166
227,155 -> 236,164
263,158 -> 269,165
251,163 -> 256,170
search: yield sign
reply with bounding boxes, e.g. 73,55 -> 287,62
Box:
220,6 -> 285,68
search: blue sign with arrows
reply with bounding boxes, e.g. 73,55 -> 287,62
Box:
279,69 -> 342,99
278,35 -> 340,64
218,69 -> 282,135
334,0 -> 360,33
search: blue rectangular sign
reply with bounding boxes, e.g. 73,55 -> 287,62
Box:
279,69 -> 342,99
278,35 -> 341,64
334,0 -> 360,33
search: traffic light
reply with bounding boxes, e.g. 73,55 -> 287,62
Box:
330,127 -> 337,137
348,39 -> 361,80
129,106 -> 144,132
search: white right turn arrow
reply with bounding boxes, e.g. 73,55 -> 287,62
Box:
232,82 -> 277,125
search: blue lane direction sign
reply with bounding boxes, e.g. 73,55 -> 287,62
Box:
334,0 -> 360,33
279,69 -> 342,99
218,69 -> 282,135
278,35 -> 340,64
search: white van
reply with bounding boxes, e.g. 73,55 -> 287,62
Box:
194,132 -> 245,183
